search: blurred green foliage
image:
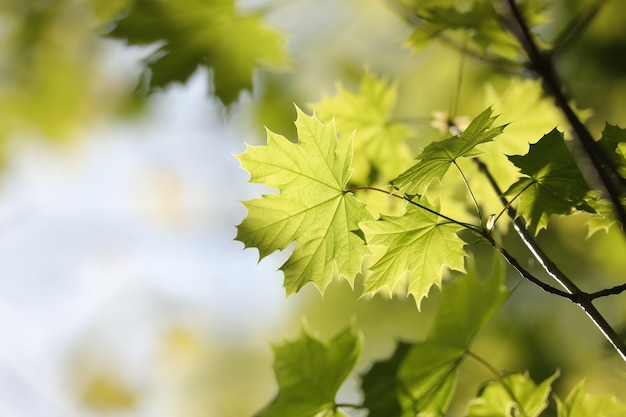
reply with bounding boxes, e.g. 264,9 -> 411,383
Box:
1,0 -> 626,415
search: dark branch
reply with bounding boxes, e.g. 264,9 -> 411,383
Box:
590,283 -> 626,300
492,0 -> 626,231
493,242 -> 574,300
475,158 -> 626,362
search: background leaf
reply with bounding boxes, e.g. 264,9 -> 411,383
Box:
556,379 -> 626,417
312,72 -> 413,184
467,372 -> 559,417
108,0 -> 285,104
258,328 -> 362,417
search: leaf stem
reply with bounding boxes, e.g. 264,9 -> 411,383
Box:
475,158 -> 626,362
344,186 -> 481,232
492,179 -> 534,227
453,160 -> 484,226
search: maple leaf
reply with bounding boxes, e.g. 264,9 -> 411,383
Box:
392,107 -> 506,196
556,380 -> 626,417
504,129 -> 592,235
597,123 -> 626,178
108,0 -> 285,104
468,372 -> 559,417
257,328 -> 361,417
236,107 -> 373,295
313,73 -> 413,184
359,199 -> 466,306
360,258 -> 510,416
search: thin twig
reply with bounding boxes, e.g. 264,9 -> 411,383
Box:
488,237 -> 575,300
590,283 -> 626,300
344,186 -> 481,232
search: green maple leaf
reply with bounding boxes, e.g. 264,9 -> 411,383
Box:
597,123 -> 626,178
467,372 -> 559,417
360,342 -> 412,417
257,328 -> 362,417
108,0 -> 285,104
313,73 -> 413,183
236,107 -> 373,295
359,199 -> 466,307
392,107 -> 506,196
360,258 -> 510,416
556,379 -> 626,417
504,129 -> 592,235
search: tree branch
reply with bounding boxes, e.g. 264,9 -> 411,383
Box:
590,283 -> 626,300
475,158 -> 626,362
492,0 -> 626,231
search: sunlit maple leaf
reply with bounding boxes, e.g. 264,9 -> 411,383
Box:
359,199 -> 466,307
504,129 -> 591,235
258,328 -> 361,417
392,107 -> 506,196
108,0 -> 285,104
236,107 -> 373,295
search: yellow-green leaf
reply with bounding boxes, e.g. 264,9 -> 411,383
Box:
360,199 -> 466,307
236,107 -> 373,295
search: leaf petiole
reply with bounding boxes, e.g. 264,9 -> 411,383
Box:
492,178 -> 534,227
453,160 -> 484,225
344,185 -> 482,232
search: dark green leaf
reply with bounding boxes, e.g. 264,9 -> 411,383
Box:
360,342 -> 412,417
504,129 -> 591,234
